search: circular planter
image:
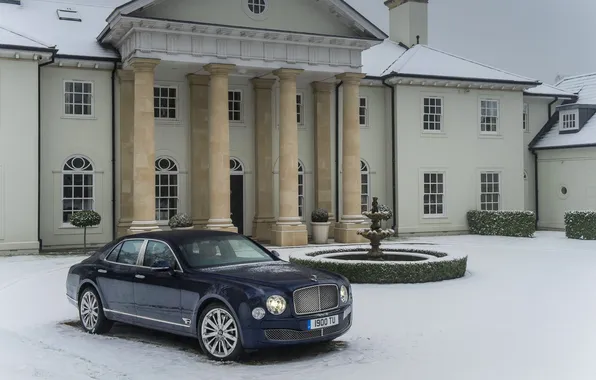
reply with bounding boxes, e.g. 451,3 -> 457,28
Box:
289,245 -> 467,284
311,222 -> 331,244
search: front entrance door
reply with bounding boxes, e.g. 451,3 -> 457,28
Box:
230,158 -> 244,234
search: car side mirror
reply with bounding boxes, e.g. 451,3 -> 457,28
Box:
271,250 -> 281,258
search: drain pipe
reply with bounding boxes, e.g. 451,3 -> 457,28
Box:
382,77 -> 397,233
110,62 -> 117,240
334,81 -> 343,222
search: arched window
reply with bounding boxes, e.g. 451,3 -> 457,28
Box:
155,157 -> 179,221
230,158 -> 244,174
62,155 -> 94,224
361,160 -> 370,213
298,161 -> 305,219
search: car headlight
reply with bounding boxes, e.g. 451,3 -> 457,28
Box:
266,295 -> 286,315
340,285 -> 349,303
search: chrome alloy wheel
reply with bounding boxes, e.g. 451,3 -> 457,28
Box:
80,290 -> 99,331
200,308 -> 239,359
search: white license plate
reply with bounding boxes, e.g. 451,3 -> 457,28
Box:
307,315 -> 339,330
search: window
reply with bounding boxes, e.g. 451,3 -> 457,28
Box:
56,9 -> 82,22
480,99 -> 499,133
423,172 -> 445,217
247,0 -> 267,14
296,93 -> 304,126
229,90 -> 243,122
64,81 -> 93,116
154,86 -> 177,119
155,157 -> 179,221
523,103 -> 529,132
298,161 -> 305,219
361,160 -> 370,213
143,240 -> 179,270
359,97 -> 368,127
423,96 -> 443,132
62,155 -> 94,224
179,235 -> 275,268
560,110 -> 578,131
106,240 -> 144,265
480,172 -> 500,211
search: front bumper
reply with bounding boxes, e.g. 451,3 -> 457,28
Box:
241,304 -> 353,349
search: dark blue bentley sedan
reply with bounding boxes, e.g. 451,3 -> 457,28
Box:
65,230 -> 353,361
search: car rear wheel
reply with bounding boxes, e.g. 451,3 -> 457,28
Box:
198,303 -> 243,361
78,286 -> 112,334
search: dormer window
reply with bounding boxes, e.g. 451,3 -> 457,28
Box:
560,109 -> 579,132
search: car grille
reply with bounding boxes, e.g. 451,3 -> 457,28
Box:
265,315 -> 351,342
293,284 -> 339,315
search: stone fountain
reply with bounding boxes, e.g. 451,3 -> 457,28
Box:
357,197 -> 395,260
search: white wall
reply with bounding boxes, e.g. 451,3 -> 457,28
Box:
0,59 -> 39,253
395,85 -> 525,235
39,66 -> 114,249
536,148 -> 596,230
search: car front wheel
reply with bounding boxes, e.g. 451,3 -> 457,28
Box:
78,286 -> 112,334
198,303 -> 243,361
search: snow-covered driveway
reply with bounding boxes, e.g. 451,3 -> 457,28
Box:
2,232 -> 596,380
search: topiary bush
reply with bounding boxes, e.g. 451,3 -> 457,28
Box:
169,213 -> 193,229
467,210 -> 535,238
564,211 -> 596,240
69,210 -> 101,254
311,208 -> 329,223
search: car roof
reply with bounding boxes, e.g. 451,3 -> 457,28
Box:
124,229 -> 239,243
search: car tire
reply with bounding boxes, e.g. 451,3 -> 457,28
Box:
197,302 -> 244,361
78,286 -> 113,335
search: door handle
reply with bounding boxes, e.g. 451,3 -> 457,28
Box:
135,274 -> 145,279
98,269 -> 107,274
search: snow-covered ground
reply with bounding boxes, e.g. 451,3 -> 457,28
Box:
2,231 -> 596,380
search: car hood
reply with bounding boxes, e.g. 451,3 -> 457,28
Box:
198,261 -> 340,288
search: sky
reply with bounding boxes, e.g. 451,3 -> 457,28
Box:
348,0 -> 595,84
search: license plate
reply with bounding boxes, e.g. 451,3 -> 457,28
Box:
307,315 -> 339,330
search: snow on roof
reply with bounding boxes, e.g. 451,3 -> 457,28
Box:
0,25 -> 53,50
532,73 -> 596,150
523,83 -> 577,99
362,42 -> 540,85
0,0 -> 119,59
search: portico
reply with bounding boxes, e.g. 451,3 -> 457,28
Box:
102,6 -> 383,245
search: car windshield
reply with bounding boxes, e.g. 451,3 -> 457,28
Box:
177,235 -> 275,268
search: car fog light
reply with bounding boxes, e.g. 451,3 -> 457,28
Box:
340,285 -> 348,303
252,307 -> 266,320
266,295 -> 286,315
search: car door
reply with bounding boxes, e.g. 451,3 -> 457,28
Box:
133,239 -> 185,330
95,239 -> 146,316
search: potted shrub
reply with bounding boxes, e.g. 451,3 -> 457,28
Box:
311,208 -> 331,244
69,210 -> 101,255
169,213 -> 194,230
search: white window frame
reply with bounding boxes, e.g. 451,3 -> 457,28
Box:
298,161 -> 305,220
359,96 -> 368,128
63,80 -> 94,119
479,171 -> 501,211
523,103 -> 529,133
155,157 -> 179,222
61,155 -> 95,227
422,96 -> 443,133
422,171 -> 446,218
361,160 -> 371,213
479,98 -> 500,135
296,92 -> 305,128
559,109 -> 579,132
228,89 -> 244,124
153,85 -> 179,121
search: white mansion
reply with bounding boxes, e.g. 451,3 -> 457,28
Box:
0,0 -> 583,253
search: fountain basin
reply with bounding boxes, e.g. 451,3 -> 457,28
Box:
289,245 -> 468,284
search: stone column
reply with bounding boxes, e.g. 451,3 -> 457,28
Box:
116,69 -> 135,237
204,63 -> 237,232
271,68 -> 308,246
335,72 -> 367,243
188,74 -> 211,229
312,81 -> 335,238
252,78 -> 277,241
127,58 -> 161,234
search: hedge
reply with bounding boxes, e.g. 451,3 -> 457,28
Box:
289,247 -> 467,284
467,210 -> 535,238
564,211 -> 596,240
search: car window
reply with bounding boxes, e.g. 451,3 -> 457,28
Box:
143,240 -> 179,270
115,240 -> 144,265
179,236 -> 275,268
228,239 -> 271,259
105,243 -> 122,262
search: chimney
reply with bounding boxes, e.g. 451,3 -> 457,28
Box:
384,0 -> 428,47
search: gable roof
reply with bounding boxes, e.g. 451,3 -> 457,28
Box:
362,40 -> 540,86
531,73 -> 596,150
105,0 -> 388,40
0,25 -> 55,52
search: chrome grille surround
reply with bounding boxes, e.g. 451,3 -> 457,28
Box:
292,284 -> 339,315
